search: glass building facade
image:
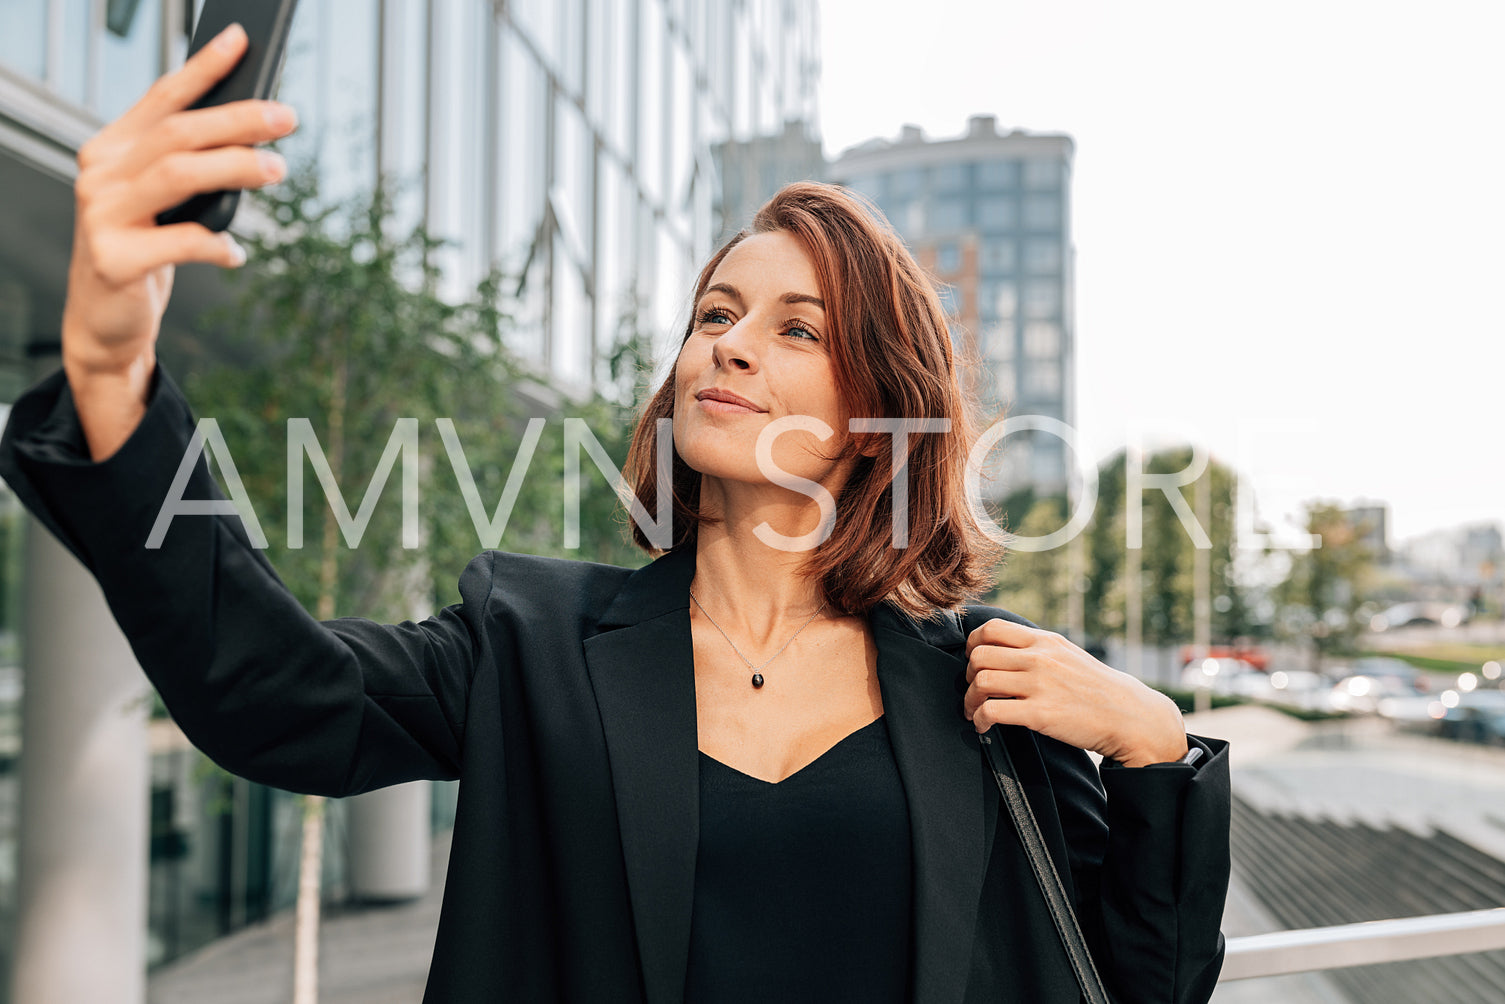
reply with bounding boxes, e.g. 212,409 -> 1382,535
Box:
273,0 -> 822,390
829,116 -> 1077,500
0,0 -> 820,996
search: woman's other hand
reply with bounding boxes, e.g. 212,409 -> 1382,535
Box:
63,22 -> 297,460
963,618 -> 1189,768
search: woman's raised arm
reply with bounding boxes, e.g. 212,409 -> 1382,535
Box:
61,21 -> 296,460
0,24 -> 489,795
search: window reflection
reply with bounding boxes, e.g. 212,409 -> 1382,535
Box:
980,239 -> 1017,275
1024,238 -> 1062,274
0,1 -> 46,79
98,0 -> 162,121
1023,159 -> 1060,190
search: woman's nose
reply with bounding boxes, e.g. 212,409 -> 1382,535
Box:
712,321 -> 758,372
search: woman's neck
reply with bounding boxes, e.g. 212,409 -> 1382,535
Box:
690,478 -> 831,640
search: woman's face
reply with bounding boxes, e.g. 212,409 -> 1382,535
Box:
673,229 -> 849,495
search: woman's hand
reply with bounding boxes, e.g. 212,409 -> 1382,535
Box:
62,22 -> 297,459
964,618 -> 1188,768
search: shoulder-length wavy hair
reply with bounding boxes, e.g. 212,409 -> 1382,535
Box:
622,181 -> 1003,616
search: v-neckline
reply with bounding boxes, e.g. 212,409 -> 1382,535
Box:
697,715 -> 886,786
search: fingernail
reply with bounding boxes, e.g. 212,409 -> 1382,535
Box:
264,103 -> 298,133
258,149 -> 287,181
213,23 -> 246,53
223,234 -> 246,267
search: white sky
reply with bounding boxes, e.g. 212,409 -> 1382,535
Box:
818,0 -> 1505,545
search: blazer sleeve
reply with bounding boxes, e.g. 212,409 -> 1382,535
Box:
1044,731 -> 1231,1004
0,365 -> 489,797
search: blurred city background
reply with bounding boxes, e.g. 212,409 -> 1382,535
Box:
0,0 -> 1502,1001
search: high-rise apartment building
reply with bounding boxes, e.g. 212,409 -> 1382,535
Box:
0,2 -> 819,999
829,116 -> 1076,500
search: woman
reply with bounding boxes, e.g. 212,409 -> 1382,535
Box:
0,23 -> 1230,1004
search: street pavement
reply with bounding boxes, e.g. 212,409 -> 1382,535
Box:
148,832 -> 449,1004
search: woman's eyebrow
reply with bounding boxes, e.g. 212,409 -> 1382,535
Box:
702,282 -> 742,304
700,283 -> 823,311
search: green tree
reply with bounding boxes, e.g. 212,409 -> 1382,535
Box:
1080,447 -> 1248,647
990,495 -> 1073,630
1272,502 -> 1376,669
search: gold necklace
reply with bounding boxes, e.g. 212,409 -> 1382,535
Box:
689,591 -> 827,688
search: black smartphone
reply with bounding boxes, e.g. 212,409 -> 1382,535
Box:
154,0 -> 300,233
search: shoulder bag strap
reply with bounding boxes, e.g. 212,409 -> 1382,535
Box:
959,609 -> 1113,1004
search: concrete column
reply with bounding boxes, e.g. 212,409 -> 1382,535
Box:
11,522 -> 149,1004
346,781 -> 431,902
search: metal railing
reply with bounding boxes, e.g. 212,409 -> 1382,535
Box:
1219,907 -> 1505,981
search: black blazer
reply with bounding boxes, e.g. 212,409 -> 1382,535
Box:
0,367 -> 1231,1004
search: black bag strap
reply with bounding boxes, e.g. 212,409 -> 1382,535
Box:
959,609 -> 1112,1004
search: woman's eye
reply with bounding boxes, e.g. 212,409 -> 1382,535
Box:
784,322 -> 819,341
698,308 -> 733,326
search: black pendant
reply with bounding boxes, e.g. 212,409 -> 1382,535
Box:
751,673 -> 765,688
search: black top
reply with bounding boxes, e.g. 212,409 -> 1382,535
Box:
685,715 -> 914,1002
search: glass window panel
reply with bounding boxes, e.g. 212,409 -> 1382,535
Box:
977,160 -> 1019,189
668,40 -> 694,206
932,163 -> 968,191
983,325 -> 1014,361
513,0 -> 559,68
1024,322 -> 1061,359
1023,159 -> 1060,190
595,157 -> 631,367
608,0 -> 636,155
1024,193 -> 1059,231
891,167 -> 925,199
929,197 -> 966,233
508,253 -> 546,364
553,94 -> 595,271
980,238 -> 1016,275
979,280 -> 1017,322
381,0 -> 430,239
651,226 -> 684,349
1023,361 -> 1061,397
1023,282 -> 1061,320
0,0 -> 46,78
321,0 -> 379,209
586,0 -> 612,125
1024,238 -> 1061,274
553,242 -> 591,386
432,0 -> 487,300
275,2 -> 325,170
844,174 -> 885,202
556,0 -> 584,97
993,363 -> 1015,401
978,195 -> 1016,230
98,0 -> 163,121
1032,443 -> 1065,485
638,1 -> 665,203
57,0 -> 92,103
731,5 -> 752,136
935,241 -> 960,274
498,27 -> 546,268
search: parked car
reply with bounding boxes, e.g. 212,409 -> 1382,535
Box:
1328,667 -> 1428,715
1434,690 -> 1505,746
1180,657 -> 1261,696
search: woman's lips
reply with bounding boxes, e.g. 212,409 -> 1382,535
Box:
698,398 -> 761,415
696,389 -> 764,414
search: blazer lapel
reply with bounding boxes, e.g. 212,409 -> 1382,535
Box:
583,548 -> 700,1004
870,604 -> 998,1004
